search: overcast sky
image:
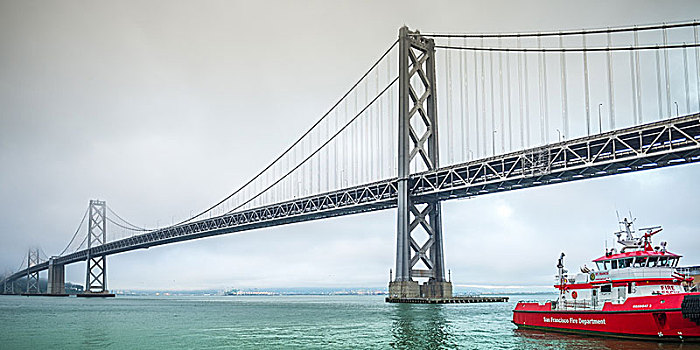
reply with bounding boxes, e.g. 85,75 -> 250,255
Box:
1,0 -> 699,292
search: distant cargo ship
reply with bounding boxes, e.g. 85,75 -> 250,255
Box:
513,218 -> 700,342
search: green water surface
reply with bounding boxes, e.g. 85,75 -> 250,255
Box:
0,294 -> 697,349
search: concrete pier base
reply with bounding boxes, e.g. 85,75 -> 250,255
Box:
388,280 -> 454,301
389,281 -> 420,298
420,281 -> 453,298
386,296 -> 509,304
77,292 -> 115,298
47,259 -> 66,295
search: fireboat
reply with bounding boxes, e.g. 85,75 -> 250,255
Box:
513,218 -> 700,341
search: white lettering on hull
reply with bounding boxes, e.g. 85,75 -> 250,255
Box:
543,316 -> 606,325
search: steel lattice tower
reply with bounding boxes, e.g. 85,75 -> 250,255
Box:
25,249 -> 40,294
85,200 -> 108,294
389,27 -> 452,299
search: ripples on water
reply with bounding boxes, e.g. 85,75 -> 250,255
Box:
0,294 -> 698,349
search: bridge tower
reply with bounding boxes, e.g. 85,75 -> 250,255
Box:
389,27 -> 452,299
83,199 -> 109,295
25,248 -> 40,294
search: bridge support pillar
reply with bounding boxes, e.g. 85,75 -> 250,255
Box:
47,258 -> 67,295
78,200 -> 114,297
390,27 -> 452,300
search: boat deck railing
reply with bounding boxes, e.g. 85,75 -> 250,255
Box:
557,300 -> 601,311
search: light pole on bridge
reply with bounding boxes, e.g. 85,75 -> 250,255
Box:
492,130 -> 498,156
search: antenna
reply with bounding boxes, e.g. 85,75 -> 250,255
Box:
628,210 -> 637,227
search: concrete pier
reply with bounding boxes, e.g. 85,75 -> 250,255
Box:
388,280 -> 453,300
47,258 -> 67,296
385,296 -> 509,304
76,292 -> 115,298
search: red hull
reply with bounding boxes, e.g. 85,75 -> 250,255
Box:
513,293 -> 700,341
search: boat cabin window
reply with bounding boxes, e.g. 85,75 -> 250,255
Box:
671,258 -> 679,267
601,284 -> 612,293
619,258 -> 632,268
611,260 -> 618,269
596,262 -> 604,270
633,257 -> 648,267
658,257 -> 669,267
647,256 -> 659,267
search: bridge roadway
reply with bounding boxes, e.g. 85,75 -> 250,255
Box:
5,113 -> 700,282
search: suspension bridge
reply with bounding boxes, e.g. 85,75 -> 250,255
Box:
2,21 -> 700,300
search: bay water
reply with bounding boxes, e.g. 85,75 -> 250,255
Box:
0,294 -> 697,349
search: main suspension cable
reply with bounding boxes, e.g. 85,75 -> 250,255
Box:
435,43 -> 700,53
226,76 -> 399,215
419,20 -> 699,38
107,217 -> 149,232
106,205 -> 152,231
161,39 -> 399,228
58,206 -> 89,256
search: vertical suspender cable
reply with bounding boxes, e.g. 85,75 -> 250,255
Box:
366,76 -> 371,182
325,113 -> 330,191
541,35 -> 550,143
302,139 -> 307,196
306,137 -> 311,196
363,80 -> 368,183
292,147 -> 297,198
498,37 -> 505,153
560,33 -> 569,138
446,38 -> 454,164
387,53 -> 393,177
607,30 -> 615,129
481,36 -> 487,157
354,91 -> 358,183
683,43 -> 690,114
460,38 -> 468,161
630,32 -> 638,125
517,36 -> 525,148
317,125 -> 321,193
381,58 -> 387,179
538,35 -> 544,144
343,100 -> 348,186
489,41 -> 496,155
695,22 -> 700,111
523,37 -> 530,146
656,49 -> 663,119
376,69 -> 380,180
583,32 -> 591,135
506,39 -> 513,151
634,29 -> 643,123
663,26 -> 672,117
334,109 -> 339,189
474,45 -> 481,158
